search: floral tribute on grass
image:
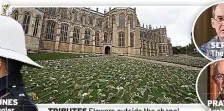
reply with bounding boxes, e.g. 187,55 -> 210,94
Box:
136,55 -> 210,68
22,56 -> 199,104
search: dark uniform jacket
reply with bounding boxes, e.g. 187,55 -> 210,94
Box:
0,59 -> 38,111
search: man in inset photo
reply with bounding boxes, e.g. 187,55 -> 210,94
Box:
0,16 -> 42,110
207,60 -> 224,110
199,3 -> 224,60
213,60 -> 224,101
196,58 -> 224,110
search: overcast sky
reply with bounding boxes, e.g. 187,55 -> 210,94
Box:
89,6 -> 205,46
0,5 -> 205,46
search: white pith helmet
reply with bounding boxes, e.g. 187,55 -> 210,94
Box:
0,16 -> 42,68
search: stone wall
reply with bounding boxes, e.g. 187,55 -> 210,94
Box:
25,36 -> 40,51
72,44 -> 82,52
83,45 -> 94,53
41,41 -> 55,50
95,47 -> 103,54
11,8 -> 44,52
11,7 -> 172,56
58,43 -> 69,52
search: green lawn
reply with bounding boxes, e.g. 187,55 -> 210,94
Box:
28,53 -> 96,61
136,55 -> 210,68
22,56 -> 199,104
188,53 -> 204,58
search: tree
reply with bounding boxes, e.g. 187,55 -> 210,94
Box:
172,47 -> 180,54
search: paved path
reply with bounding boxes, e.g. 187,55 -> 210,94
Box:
124,56 -> 202,71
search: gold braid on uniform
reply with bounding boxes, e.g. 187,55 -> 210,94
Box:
0,92 -> 10,99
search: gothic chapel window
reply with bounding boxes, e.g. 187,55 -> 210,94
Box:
85,29 -> 90,45
104,32 -> 108,43
73,11 -> 78,22
119,13 -> 125,27
13,10 -> 19,21
46,20 -> 56,40
60,24 -> 69,42
95,32 -> 100,46
118,32 -> 125,47
89,16 -> 93,25
49,8 -> 56,15
129,14 -> 134,28
130,33 -> 134,47
73,27 -> 80,44
33,15 -> 41,36
22,11 -> 31,34
97,18 -> 102,27
61,8 -> 67,19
